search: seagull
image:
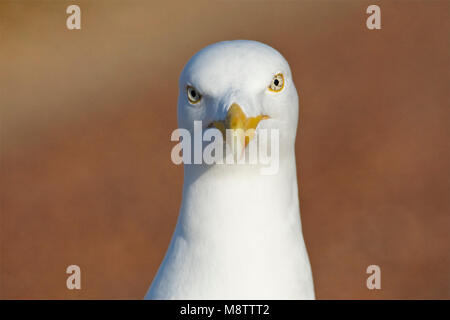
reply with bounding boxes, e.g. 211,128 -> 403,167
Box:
145,40 -> 315,299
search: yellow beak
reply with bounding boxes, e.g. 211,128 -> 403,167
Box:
209,103 -> 269,147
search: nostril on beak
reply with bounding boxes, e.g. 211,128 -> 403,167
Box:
225,103 -> 247,130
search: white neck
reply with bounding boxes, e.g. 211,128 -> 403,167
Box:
180,152 -> 303,244
147,148 -> 315,299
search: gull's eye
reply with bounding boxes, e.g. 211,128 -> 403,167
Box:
269,73 -> 284,92
187,86 -> 202,104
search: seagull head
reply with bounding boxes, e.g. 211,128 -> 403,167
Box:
177,40 -> 299,163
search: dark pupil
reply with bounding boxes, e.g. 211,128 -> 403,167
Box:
191,90 -> 196,98
274,79 -> 279,86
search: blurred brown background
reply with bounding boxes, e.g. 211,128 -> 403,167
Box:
0,0 -> 448,299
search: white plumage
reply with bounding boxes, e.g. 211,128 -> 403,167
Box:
145,40 -> 315,299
